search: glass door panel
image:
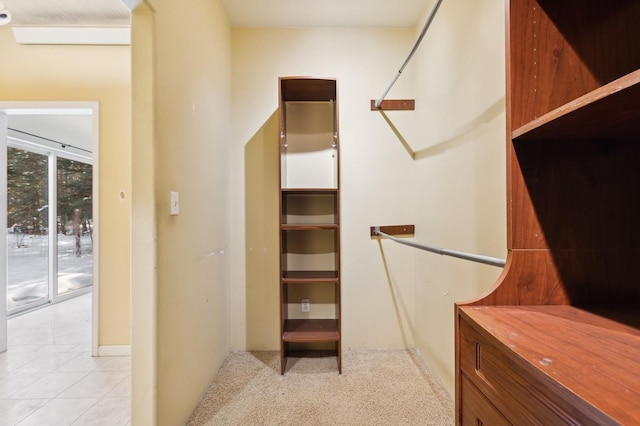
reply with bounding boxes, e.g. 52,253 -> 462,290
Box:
56,157 -> 93,296
7,147 -> 49,311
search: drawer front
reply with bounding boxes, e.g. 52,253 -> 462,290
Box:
459,315 -> 581,425
460,373 -> 510,426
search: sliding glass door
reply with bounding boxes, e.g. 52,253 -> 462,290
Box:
7,145 -> 92,315
7,147 -> 50,311
56,157 -> 93,296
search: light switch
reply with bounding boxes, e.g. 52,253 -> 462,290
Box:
170,191 -> 179,215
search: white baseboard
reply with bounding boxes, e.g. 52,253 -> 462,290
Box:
98,345 -> 131,357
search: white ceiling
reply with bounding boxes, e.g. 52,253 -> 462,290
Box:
220,0 -> 429,28
1,0 -> 428,28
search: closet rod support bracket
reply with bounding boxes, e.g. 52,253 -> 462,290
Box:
370,99 -> 415,111
370,225 -> 415,237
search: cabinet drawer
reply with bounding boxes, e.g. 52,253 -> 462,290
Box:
460,373 -> 510,426
459,315 -> 580,425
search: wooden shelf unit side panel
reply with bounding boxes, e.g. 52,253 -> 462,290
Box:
458,250 -> 571,307
335,80 -> 341,191
279,210 -> 288,372
280,226 -> 289,276
279,79 -> 287,191
509,0 -> 640,131
280,276 -> 288,374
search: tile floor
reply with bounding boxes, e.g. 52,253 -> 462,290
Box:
0,292 -> 130,425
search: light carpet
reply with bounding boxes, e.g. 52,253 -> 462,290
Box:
187,350 -> 454,425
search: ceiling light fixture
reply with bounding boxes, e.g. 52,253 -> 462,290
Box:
0,2 -> 11,26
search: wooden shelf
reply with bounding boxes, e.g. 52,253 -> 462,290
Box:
456,0 -> 640,423
279,77 -> 341,374
459,305 -> 640,424
280,78 -> 337,102
282,270 -> 339,283
281,224 -> 338,230
513,70 -> 640,141
282,319 -> 340,342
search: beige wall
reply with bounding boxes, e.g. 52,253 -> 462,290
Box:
0,27 -> 131,347
232,28 -> 419,351
130,3 -> 156,424
232,0 -> 506,400
244,111 -> 280,349
412,0 -> 507,397
132,0 -> 233,424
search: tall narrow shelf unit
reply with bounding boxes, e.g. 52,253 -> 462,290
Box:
456,1 -> 640,424
278,77 -> 341,374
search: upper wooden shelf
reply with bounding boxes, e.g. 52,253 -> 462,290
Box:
460,304 -> 640,424
512,69 -> 640,141
280,78 -> 336,102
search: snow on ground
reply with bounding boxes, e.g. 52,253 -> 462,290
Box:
7,232 -> 92,310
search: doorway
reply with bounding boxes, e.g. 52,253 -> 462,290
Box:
0,102 -> 99,354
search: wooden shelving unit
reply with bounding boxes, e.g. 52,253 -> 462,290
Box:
455,1 -> 640,424
278,77 -> 341,374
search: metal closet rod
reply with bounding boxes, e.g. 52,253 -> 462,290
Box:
374,0 -> 444,109
373,228 -> 506,268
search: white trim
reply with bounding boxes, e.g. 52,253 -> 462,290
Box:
91,104 -> 100,357
1,108 -> 93,116
8,135 -> 92,162
49,149 -> 57,307
0,101 -> 100,357
4,143 -> 93,317
12,27 -> 130,46
0,101 -> 98,113
98,345 -> 131,357
0,112 -> 7,353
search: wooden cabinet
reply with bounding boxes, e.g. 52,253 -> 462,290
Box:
278,77 -> 341,374
455,1 -> 640,424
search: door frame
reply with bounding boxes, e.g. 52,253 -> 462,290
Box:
0,101 -> 99,356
